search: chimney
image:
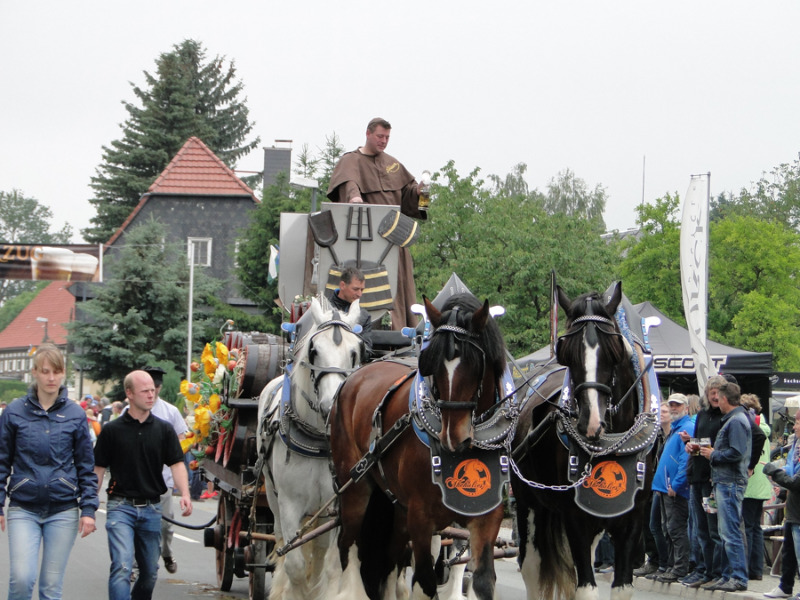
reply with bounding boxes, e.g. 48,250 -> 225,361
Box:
263,141 -> 292,189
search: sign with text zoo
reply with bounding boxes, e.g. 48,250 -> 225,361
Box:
0,244 -> 102,282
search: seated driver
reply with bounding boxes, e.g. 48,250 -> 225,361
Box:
328,266 -> 373,359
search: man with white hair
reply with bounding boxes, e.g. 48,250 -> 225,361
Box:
651,393 -> 694,583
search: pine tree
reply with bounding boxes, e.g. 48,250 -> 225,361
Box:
84,40 -> 260,244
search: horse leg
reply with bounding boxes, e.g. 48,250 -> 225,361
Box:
608,519 -> 641,600
432,534 -> 467,600
329,482 -> 372,600
515,500 -> 542,600
464,506 -> 503,600
564,522 -> 600,600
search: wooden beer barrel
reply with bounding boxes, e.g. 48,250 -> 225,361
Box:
237,335 -> 284,398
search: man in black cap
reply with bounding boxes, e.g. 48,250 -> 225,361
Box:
140,366 -> 188,575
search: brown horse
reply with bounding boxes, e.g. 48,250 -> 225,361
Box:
328,293 -> 514,600
510,282 -> 659,600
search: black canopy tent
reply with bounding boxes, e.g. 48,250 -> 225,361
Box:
515,298 -> 773,404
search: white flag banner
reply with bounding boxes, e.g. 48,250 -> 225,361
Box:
268,245 -> 279,282
680,174 -> 716,395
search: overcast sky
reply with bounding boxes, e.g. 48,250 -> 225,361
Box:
2,1 -> 799,243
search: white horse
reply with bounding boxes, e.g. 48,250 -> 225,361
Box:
257,296 -> 364,600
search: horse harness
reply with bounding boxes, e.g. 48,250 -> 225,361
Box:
261,318 -> 363,461
344,321 -> 519,516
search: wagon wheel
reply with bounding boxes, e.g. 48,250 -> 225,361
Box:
249,521 -> 269,600
216,494 -> 235,591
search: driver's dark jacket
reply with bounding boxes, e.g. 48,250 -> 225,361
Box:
329,290 -> 373,358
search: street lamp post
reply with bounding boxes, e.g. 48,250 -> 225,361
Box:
35,317 -> 49,343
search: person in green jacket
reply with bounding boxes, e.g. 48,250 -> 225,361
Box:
742,393 -> 772,580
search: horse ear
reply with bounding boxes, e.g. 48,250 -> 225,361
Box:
310,297 -> 325,323
346,299 -> 361,327
605,281 -> 622,317
557,285 -> 572,316
471,299 -> 490,333
424,296 -> 442,328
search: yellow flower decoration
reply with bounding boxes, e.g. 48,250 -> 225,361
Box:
180,380 -> 201,404
180,433 -> 196,454
194,406 -> 212,439
201,343 -> 218,377
208,393 -> 221,413
215,342 -> 229,366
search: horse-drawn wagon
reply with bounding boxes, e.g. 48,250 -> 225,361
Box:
194,201 -> 663,600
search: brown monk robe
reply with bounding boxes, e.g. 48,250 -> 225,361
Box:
327,148 -> 427,330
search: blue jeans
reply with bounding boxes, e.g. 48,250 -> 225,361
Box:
105,499 -> 162,600
6,505 -> 78,600
689,482 -> 722,577
714,481 -> 748,585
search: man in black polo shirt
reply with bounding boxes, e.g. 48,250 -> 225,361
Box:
94,370 -> 192,600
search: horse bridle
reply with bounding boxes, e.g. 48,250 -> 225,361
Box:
557,314 -> 628,417
428,322 -> 486,412
297,319 -> 363,409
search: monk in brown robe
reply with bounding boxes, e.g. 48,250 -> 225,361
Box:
326,117 -> 427,330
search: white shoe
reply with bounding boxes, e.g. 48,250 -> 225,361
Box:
765,587 -> 791,598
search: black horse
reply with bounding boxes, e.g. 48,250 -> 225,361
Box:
510,281 -> 659,600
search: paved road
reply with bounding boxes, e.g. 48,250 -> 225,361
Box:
0,492 -> 781,599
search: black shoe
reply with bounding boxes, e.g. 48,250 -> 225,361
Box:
646,568 -> 667,581
634,562 -> 659,577
164,557 -> 178,574
657,572 -> 681,583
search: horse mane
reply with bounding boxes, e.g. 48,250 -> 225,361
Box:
419,293 -> 506,378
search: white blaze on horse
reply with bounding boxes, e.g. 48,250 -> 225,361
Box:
257,296 -> 365,600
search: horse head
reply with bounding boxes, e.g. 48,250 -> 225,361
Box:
419,293 -> 507,453
293,296 -> 364,421
555,281 -> 632,441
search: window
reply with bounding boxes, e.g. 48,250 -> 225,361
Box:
188,238 -> 212,267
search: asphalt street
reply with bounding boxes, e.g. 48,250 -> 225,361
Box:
0,490 -> 783,599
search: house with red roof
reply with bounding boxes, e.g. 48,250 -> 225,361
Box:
0,281 -> 75,383
103,136 -> 260,309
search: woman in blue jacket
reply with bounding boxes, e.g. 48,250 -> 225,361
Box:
0,344 -> 99,600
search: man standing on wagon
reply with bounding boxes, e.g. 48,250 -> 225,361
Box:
327,117 -> 428,330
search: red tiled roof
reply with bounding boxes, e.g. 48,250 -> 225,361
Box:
148,137 -> 257,197
0,281 -> 75,350
104,136 -> 259,247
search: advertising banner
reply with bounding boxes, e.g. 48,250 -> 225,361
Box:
0,244 -> 102,282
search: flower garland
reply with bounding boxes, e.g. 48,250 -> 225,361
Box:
178,340 -> 242,459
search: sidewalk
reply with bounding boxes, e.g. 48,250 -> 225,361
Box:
604,572 -> 780,600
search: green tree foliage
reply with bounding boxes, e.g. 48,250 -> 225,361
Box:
292,132 -> 345,195
84,39 -> 260,244
713,157 -> 800,228
618,193 -> 684,320
543,168 -> 608,231
413,161 -> 616,355
235,173 -> 311,328
67,220 -> 219,399
709,217 -> 800,346
0,189 -> 73,306
620,189 -> 800,370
